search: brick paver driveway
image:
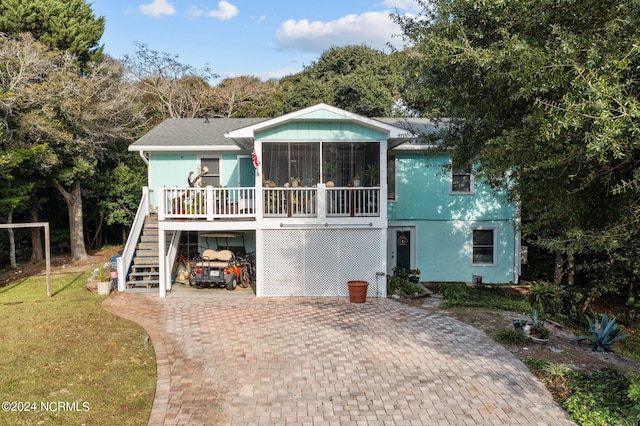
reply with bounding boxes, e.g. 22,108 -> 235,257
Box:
103,292 -> 575,425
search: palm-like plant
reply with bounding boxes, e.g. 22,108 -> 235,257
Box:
576,313 -> 630,352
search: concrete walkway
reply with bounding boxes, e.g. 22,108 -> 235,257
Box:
103,291 -> 575,425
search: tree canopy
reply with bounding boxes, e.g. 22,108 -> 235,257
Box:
267,45 -> 405,116
396,0 -> 640,300
0,0 -> 104,65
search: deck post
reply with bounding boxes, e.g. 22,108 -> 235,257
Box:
158,229 -> 167,297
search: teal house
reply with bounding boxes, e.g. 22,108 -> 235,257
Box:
119,103 -> 520,297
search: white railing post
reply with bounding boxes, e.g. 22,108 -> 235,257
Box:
206,186 -> 214,220
317,184 -> 326,220
157,186 -> 166,220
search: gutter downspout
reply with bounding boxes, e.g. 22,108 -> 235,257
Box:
139,151 -> 149,166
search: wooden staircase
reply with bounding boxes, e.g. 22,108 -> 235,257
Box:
126,214 -> 160,289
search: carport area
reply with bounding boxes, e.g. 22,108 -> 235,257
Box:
103,295 -> 574,425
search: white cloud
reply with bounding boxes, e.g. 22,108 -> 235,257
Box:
381,0 -> 423,13
138,0 -> 176,16
275,11 -> 402,54
188,1 -> 238,20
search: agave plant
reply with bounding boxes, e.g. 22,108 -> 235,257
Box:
576,313 -> 630,352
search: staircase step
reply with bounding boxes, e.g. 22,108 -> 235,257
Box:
126,279 -> 159,288
124,214 -> 172,291
131,261 -> 158,266
137,242 -> 158,250
135,250 -> 158,257
129,272 -> 159,278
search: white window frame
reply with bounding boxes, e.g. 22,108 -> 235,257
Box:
387,154 -> 396,201
198,156 -> 222,187
450,165 -> 474,194
471,227 -> 497,266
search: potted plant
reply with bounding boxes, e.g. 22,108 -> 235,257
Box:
352,174 -> 361,187
95,263 -> 112,295
364,164 -> 378,186
323,162 -> 337,182
528,309 -> 550,343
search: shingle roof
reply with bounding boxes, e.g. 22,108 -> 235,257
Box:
129,118 -> 268,151
129,116 -> 440,152
374,117 -> 439,136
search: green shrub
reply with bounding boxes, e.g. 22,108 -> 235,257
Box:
563,370 -> 634,426
624,372 -> 640,426
522,356 -> 549,372
526,281 -> 563,315
440,283 -> 530,312
388,269 -> 425,297
543,362 -> 573,387
494,327 -> 528,345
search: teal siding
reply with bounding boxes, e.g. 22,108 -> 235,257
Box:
388,153 -> 514,221
411,220 -> 516,283
222,154 -> 239,186
149,153 -> 197,190
149,153 -> 245,189
256,122 -> 387,141
389,152 -> 517,284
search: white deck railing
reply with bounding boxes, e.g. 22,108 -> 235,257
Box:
326,187 -> 380,217
158,187 -> 255,220
263,188 -> 317,218
157,186 -> 380,220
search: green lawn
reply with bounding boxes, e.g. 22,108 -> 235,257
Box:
0,268 -> 156,425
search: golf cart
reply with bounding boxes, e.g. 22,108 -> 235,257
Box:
189,249 -> 238,290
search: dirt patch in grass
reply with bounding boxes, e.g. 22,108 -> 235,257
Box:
0,246 -> 123,289
399,295 -> 640,375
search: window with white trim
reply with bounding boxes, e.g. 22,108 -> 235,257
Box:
472,228 -> 495,265
451,167 -> 473,193
200,157 -> 220,186
387,154 -> 396,200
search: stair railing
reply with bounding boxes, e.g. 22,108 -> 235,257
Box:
117,186 -> 152,292
165,230 -> 181,292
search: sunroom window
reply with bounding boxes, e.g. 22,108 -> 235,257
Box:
322,142 -> 379,187
262,143 -> 320,187
261,141 -> 380,188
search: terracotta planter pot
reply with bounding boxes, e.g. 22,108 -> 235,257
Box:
347,280 -> 369,303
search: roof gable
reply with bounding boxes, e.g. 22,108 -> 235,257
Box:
225,103 -> 413,142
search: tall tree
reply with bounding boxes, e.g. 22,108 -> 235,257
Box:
0,0 -> 104,65
266,45 -> 406,116
0,34 -> 55,266
124,42 -> 218,121
396,0 -> 640,305
212,76 -> 276,118
2,35 -> 146,261
0,0 -> 107,262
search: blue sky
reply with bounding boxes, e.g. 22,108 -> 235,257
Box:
89,0 -> 421,82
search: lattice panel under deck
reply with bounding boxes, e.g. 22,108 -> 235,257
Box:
260,229 -> 383,297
